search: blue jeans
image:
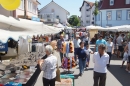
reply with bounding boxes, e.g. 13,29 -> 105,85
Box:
79,58 -> 86,74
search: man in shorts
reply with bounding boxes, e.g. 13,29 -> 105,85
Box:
116,34 -> 124,58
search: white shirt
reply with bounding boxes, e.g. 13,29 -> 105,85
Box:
106,42 -> 113,52
83,37 -> 89,43
116,36 -> 123,46
73,39 -> 81,48
93,52 -> 109,73
41,54 -> 57,79
85,48 -> 92,55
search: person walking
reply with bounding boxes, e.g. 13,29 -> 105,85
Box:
38,45 -> 57,86
83,34 -> 90,46
124,39 -> 130,73
116,33 -> 124,58
57,34 -> 66,64
106,38 -> 114,67
73,35 -> 81,61
85,44 -> 93,68
94,35 -> 107,52
76,41 -> 87,76
93,44 -> 109,86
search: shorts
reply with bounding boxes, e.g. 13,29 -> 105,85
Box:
86,55 -> 90,62
118,46 -> 124,52
128,56 -> 130,63
123,56 -> 128,61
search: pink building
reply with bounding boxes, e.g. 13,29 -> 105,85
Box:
0,0 -> 40,19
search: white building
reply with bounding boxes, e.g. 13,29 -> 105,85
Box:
38,0 -> 70,25
96,0 -> 130,27
80,0 -> 95,26
0,0 -> 40,19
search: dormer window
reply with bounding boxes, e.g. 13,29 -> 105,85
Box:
126,0 -> 130,4
110,0 -> 114,6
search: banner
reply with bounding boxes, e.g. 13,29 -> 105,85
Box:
0,41 -> 8,51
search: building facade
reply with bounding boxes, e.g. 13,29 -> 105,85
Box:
0,0 -> 40,19
38,1 -> 70,25
80,0 -> 95,27
96,0 -> 130,27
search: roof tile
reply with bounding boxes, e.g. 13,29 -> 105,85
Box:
100,0 -> 130,9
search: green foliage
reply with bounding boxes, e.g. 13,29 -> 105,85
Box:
93,0 -> 99,26
68,15 -> 80,26
93,0 -> 99,16
95,0 -> 98,6
93,8 -> 99,16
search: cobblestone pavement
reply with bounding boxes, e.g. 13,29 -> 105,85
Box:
35,45 -> 130,86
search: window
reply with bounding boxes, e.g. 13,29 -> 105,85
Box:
86,15 -> 90,17
126,0 -> 130,4
110,0 -> 114,6
93,17 -> 94,20
19,0 -> 24,9
28,1 -> 31,12
47,15 -> 50,18
127,11 -> 130,20
86,21 -> 90,23
86,9 -> 89,11
33,5 -> 37,14
56,15 -> 59,19
106,11 -> 112,20
47,19 -> 51,22
116,10 -> 122,20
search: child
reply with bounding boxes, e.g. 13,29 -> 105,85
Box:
85,44 -> 93,68
121,51 -> 129,71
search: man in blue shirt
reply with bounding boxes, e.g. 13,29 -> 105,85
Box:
94,35 -> 107,52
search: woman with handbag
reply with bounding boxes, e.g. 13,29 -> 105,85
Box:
38,45 -> 57,86
76,41 -> 87,76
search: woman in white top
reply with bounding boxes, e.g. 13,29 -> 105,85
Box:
38,45 -> 57,86
106,38 -> 114,67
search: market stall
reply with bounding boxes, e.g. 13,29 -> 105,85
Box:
0,15 -> 63,86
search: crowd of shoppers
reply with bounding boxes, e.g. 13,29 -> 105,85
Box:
36,30 -> 130,86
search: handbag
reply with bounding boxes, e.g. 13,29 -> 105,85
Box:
56,64 -> 61,82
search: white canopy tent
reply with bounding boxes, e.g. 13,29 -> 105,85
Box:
0,15 -> 62,42
117,25 -> 130,32
86,25 -> 103,30
0,15 -> 63,57
86,25 -> 119,31
53,23 -> 65,28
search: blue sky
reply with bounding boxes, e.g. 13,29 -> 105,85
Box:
38,0 -> 96,16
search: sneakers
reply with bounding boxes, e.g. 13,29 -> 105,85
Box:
79,73 -> 82,76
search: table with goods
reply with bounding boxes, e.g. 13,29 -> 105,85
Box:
0,52 -> 45,86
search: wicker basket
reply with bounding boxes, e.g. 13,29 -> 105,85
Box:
55,78 -> 73,86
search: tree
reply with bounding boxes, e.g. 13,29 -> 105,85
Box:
93,0 -> 99,26
68,15 -> 80,26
